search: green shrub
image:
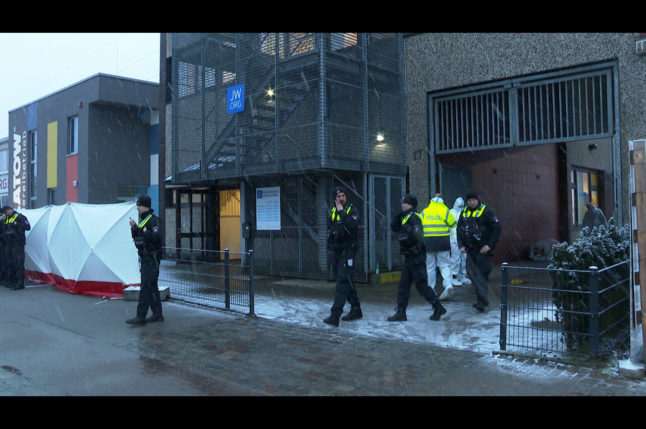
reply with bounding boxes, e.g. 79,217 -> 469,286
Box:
548,218 -> 630,355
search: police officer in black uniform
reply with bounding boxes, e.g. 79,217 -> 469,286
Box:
126,196 -> 164,325
1,206 -> 31,291
323,186 -> 362,327
0,218 -> 7,287
388,194 -> 447,322
457,189 -> 501,312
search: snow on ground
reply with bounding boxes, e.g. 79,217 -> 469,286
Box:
252,291 -> 502,354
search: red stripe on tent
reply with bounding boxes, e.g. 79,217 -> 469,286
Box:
26,270 -> 140,298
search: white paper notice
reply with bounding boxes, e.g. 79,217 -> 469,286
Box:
256,187 -> 281,230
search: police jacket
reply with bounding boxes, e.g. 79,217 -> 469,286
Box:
457,202 -> 501,253
391,209 -> 425,257
421,200 -> 456,252
131,209 -> 163,259
327,203 -> 359,253
3,212 -> 31,246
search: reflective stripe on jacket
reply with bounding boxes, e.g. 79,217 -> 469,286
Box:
331,206 -> 351,222
462,204 -> 486,219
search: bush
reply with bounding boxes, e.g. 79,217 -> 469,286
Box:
548,218 -> 630,355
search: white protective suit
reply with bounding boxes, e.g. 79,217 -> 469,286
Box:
449,197 -> 472,285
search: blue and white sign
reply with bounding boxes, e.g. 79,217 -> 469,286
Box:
226,83 -> 245,114
256,186 -> 280,230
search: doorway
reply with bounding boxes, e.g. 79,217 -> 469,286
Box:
176,188 -> 217,251
219,188 -> 241,256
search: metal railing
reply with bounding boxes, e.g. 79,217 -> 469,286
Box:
499,260 -> 630,359
159,247 -> 255,316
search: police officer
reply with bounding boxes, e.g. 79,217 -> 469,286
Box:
323,186 -> 362,327
126,196 -> 164,325
457,190 -> 501,312
0,218 -> 7,287
388,194 -> 447,322
1,206 -> 31,290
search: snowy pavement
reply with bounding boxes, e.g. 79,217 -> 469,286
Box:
251,277 -> 503,355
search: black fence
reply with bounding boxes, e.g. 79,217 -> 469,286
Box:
159,247 -> 255,316
499,260 -> 630,359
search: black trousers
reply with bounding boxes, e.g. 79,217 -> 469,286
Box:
6,243 -> 25,288
397,252 -> 440,308
136,255 -> 162,318
329,247 -> 360,316
464,249 -> 492,306
0,244 -> 8,283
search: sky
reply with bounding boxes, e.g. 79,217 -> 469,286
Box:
0,33 -> 160,139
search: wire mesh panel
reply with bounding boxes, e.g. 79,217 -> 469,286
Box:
159,247 -> 254,315
171,33 -> 406,182
169,33 -> 406,279
500,261 -> 630,359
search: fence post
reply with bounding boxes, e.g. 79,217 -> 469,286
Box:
224,249 -> 230,309
588,265 -> 600,356
499,262 -> 509,351
248,249 -> 255,317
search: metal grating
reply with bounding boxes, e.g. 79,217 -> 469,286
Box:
432,66 -> 614,154
171,33 -> 406,182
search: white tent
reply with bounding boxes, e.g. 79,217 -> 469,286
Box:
22,202 -> 141,297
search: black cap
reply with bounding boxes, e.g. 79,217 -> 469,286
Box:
136,195 -> 151,208
334,187 -> 347,198
402,194 -> 418,209
2,206 -> 12,212
465,189 -> 479,202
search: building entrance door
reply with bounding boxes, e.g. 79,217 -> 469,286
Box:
176,188 -> 218,253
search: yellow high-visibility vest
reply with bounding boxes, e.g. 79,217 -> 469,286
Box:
462,204 -> 486,219
402,212 -> 423,225
138,214 -> 153,228
4,214 -> 18,224
421,202 -> 455,238
331,206 -> 352,222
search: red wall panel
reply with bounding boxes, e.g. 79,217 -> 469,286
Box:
66,154 -> 78,202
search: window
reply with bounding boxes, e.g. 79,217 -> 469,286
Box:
570,168 -> 602,226
29,131 -> 37,205
68,116 -> 78,154
0,148 -> 8,173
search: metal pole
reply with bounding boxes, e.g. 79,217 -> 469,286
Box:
248,249 -> 255,317
588,265 -> 600,356
224,248 -> 230,309
499,262 -> 509,351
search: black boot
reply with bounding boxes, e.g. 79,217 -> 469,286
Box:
146,313 -> 164,323
430,300 -> 447,321
387,306 -> 407,321
323,313 -> 340,327
126,316 -> 147,326
341,305 -> 363,321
